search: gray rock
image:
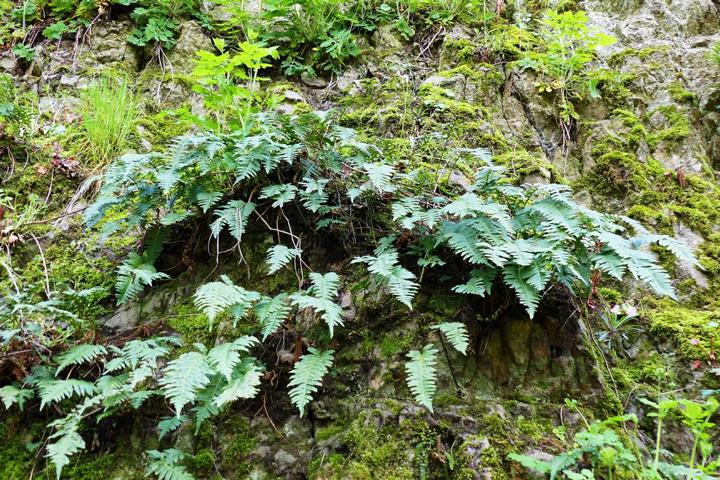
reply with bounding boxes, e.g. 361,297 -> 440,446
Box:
167,21 -> 212,74
300,73 -> 328,89
372,24 -> 404,52
673,222 -> 709,288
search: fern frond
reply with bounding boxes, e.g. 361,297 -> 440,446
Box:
0,384 -> 34,410
255,293 -> 291,340
160,352 -> 213,416
405,344 -> 438,412
47,416 -> 85,479
452,269 -> 495,296
363,163 -> 396,193
157,415 -> 189,440
55,344 -> 108,376
214,359 -> 263,407
193,275 -> 261,325
38,379 -> 96,410
259,184 -> 298,208
352,246 -> 419,309
207,336 -> 258,381
210,200 -> 255,242
266,245 -> 302,274
290,273 -> 344,337
116,252 -> 169,305
502,264 -> 541,318
433,323 -> 469,355
288,348 -> 334,417
146,449 -> 194,480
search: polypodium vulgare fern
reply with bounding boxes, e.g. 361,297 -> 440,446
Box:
1,110 -> 699,478
85,110 -> 695,416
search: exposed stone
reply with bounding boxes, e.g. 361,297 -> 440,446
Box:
300,73 -> 329,89
673,222 -> 709,288
166,21 -> 212,74
371,24 -> 404,52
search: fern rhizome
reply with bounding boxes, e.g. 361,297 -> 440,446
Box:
1,109 -> 698,477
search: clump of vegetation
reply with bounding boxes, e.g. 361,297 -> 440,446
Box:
68,77 -> 139,171
514,9 -> 617,140
511,397 -> 720,479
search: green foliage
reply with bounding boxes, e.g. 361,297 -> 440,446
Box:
266,244 -> 302,274
160,351 -> 214,415
405,344 -> 438,412
288,347 -> 334,416
193,275 -> 261,326
432,322 -> 468,355
514,10 -> 616,126
146,449 -> 194,480
70,77 -> 139,170
290,272 -> 344,337
510,397 -> 720,479
54,344 -> 108,376
191,34 -> 278,130
254,292 -> 292,340
353,240 -> 419,309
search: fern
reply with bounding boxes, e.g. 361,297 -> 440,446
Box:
160,352 -> 213,416
116,252 -> 169,305
38,379 -> 96,410
255,293 -> 292,340
157,415 -> 189,440
405,344 -> 439,413
288,347 -> 334,417
290,272 -> 344,337
353,244 -> 419,309
55,344 -> 108,376
210,200 -> 255,242
259,184 -> 298,208
214,359 -> 263,407
193,275 -> 261,326
502,264 -> 541,318
207,336 -> 258,381
146,449 -> 194,480
266,245 -> 302,274
433,322 -> 469,355
452,269 -> 495,296
47,416 -> 85,479
0,384 -> 34,410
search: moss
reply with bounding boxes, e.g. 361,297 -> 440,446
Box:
668,82 -> 698,105
314,424 -> 346,442
166,300 -> 216,346
135,109 -> 193,150
646,301 -> 719,360
219,416 -> 257,477
647,105 -> 691,149
308,453 -> 347,479
494,149 -> 562,183
188,448 -> 216,477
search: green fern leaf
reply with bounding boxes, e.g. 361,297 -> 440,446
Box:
214,359 -> 263,407
55,344 -> 108,376
255,293 -> 291,340
502,264 -> 541,318
193,275 -> 261,326
116,252 -> 169,305
352,246 -> 419,309
266,245 -> 302,274
288,348 -> 334,417
290,273 -> 344,337
0,384 -> 34,410
207,336 -> 258,381
47,416 -> 85,479
405,344 -> 438,412
210,200 -> 255,242
157,415 -> 189,440
146,449 -> 194,480
433,323 -> 469,355
363,163 -> 396,193
160,352 -> 213,416
452,269 -> 496,296
259,184 -> 298,208
38,379 -> 96,410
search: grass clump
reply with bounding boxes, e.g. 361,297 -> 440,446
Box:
72,77 -> 139,170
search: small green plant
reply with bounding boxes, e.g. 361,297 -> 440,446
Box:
70,77 -> 139,170
514,10 -> 616,140
510,397 -> 720,479
190,33 -> 278,130
12,43 -> 35,62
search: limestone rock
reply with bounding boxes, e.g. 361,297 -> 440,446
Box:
166,21 -> 212,74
